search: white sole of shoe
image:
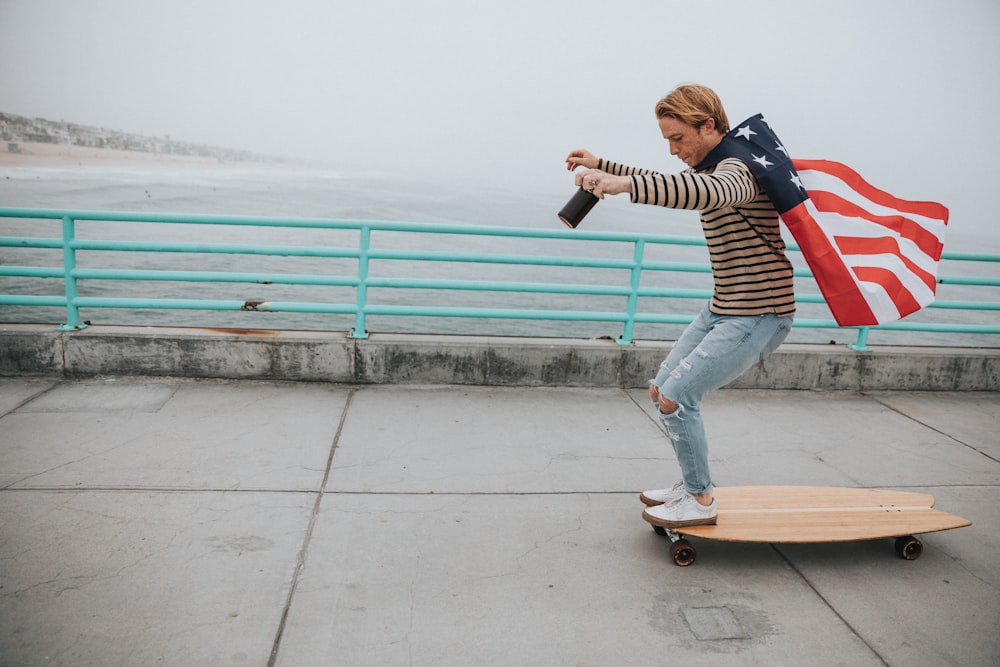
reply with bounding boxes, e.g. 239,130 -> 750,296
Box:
639,492 -> 667,506
642,508 -> 717,528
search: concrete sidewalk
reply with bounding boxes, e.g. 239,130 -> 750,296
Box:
0,376 -> 997,666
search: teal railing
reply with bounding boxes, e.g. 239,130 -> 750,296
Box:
1,207 -> 998,349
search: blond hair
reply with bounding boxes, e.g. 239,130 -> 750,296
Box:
654,84 -> 730,134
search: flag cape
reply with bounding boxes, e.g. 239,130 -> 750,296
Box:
694,115 -> 949,326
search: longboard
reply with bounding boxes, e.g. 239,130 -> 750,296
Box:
642,486 -> 971,566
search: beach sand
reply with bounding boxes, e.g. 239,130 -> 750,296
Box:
0,141 -> 282,169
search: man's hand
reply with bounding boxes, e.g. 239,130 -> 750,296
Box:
573,168 -> 632,200
565,149 -> 599,171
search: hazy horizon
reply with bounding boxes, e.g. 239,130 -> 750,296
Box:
2,0 -> 999,237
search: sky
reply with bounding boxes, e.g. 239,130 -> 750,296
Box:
1,0 -> 999,238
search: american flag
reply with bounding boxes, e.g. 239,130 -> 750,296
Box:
696,114 -> 949,326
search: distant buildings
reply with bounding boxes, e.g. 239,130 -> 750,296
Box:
0,112 -> 277,163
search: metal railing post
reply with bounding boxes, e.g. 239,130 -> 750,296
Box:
618,239 -> 645,345
57,215 -> 86,331
349,226 -> 371,339
849,327 -> 872,352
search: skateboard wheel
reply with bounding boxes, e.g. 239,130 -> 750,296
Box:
894,536 -> 923,560
670,539 -> 697,566
653,525 -> 667,537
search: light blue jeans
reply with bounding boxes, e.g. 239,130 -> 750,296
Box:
650,303 -> 793,495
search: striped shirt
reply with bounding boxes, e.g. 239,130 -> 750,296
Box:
602,157 -> 796,317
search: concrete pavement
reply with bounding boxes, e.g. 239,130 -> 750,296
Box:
1,376 -> 997,666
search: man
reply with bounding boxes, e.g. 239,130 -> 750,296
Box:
565,83 -> 795,528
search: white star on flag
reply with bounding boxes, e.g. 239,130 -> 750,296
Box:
752,154 -> 773,169
735,125 -> 756,140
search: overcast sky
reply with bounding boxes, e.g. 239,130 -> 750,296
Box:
1,0 -> 998,237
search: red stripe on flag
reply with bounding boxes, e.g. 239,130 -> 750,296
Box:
793,159 -> 950,222
808,190 -> 944,260
852,266 -> 922,319
779,202 -> 878,326
834,236 -> 937,292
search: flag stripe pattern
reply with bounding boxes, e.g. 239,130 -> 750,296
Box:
791,159 -> 948,325
695,115 -> 949,326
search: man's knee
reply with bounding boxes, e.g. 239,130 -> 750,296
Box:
658,394 -> 679,415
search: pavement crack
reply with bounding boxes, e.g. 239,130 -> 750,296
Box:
0,381 -> 59,417
868,394 -> 1000,465
771,545 -> 890,666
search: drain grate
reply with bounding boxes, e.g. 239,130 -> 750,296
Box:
681,606 -> 749,641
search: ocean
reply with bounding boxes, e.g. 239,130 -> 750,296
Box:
1,164 -> 997,348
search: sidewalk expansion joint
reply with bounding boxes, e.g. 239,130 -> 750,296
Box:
267,386 -> 355,667
770,544 -> 889,666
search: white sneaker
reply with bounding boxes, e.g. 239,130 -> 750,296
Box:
639,480 -> 686,507
643,492 -> 717,528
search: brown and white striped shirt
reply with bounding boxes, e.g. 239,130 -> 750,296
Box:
602,157 -> 796,317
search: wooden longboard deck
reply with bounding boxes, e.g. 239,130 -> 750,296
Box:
674,486 -> 971,543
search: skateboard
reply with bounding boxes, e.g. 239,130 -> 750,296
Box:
642,486 -> 971,566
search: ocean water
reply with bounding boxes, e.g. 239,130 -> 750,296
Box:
1,164 -> 997,348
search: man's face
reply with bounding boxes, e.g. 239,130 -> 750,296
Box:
658,116 -> 719,168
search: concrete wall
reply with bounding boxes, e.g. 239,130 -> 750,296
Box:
1,323 -> 998,391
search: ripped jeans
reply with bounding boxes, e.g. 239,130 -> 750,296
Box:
650,303 -> 793,495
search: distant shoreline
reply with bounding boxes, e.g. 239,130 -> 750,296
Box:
0,140 -> 288,169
